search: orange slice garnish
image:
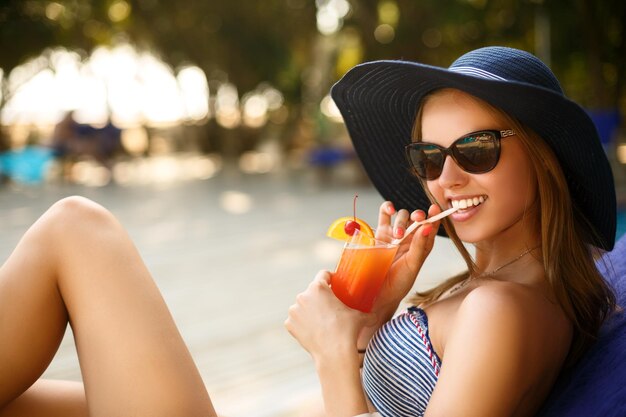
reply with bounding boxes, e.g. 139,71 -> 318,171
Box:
326,217 -> 375,242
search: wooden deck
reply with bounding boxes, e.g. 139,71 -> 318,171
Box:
0,170 -> 466,416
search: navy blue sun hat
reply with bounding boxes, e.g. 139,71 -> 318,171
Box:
331,46 -> 616,250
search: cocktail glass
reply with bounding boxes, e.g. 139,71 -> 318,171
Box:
330,229 -> 399,313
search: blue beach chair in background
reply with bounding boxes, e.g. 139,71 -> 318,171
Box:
538,234 -> 626,417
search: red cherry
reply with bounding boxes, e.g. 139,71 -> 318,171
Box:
344,220 -> 361,236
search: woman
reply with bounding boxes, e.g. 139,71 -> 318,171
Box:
0,197 -> 217,416
285,46 -> 617,416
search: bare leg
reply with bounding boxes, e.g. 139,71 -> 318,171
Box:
0,381 -> 87,417
0,197 -> 216,417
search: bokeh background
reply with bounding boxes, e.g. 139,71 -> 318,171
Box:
0,1 -> 625,416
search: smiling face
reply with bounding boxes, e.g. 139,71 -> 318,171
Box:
419,89 -> 539,246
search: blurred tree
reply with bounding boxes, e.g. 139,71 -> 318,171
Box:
343,0 -> 625,109
126,0 -> 317,104
124,0 -> 319,156
546,0 -> 626,109
0,0 -> 132,90
0,0 -> 624,148
0,0 -> 126,148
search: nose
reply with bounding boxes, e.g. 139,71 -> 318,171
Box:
436,154 -> 468,189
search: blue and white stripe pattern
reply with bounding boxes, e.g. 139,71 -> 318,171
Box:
362,307 -> 441,416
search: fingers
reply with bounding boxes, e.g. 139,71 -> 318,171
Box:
378,201 -> 444,244
294,270 -> 332,311
285,270 -> 370,355
392,209 -> 410,240
379,201 -> 428,241
410,209 -> 427,223
418,204 -> 442,237
428,203 -> 442,217
408,204 -> 441,255
376,201 -> 396,239
387,208 -> 427,244
313,270 -> 331,285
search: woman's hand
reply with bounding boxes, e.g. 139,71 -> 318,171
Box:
285,272 -> 374,417
370,201 -> 442,321
285,270 -> 376,363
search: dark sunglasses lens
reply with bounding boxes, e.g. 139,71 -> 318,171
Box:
408,145 -> 444,179
453,132 -> 498,172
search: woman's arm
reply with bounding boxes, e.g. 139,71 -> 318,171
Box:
285,271 -> 373,416
315,347 -> 370,417
286,202 -> 443,415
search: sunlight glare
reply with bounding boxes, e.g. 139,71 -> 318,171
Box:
316,7 -> 340,35
219,191 -> 253,214
45,2 -> 65,20
177,66 -> 210,122
1,44 -> 207,128
215,83 -> 241,128
51,50 -> 83,111
139,54 -> 184,126
316,0 -> 350,35
2,69 -> 59,125
71,161 -> 112,186
108,0 -> 131,22
72,72 -> 108,125
262,86 -> 284,110
120,127 -> 149,155
320,95 -> 343,122
239,151 -> 276,174
618,144 -> 626,164
242,93 -> 268,128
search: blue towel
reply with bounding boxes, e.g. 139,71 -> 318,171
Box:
0,146 -> 54,184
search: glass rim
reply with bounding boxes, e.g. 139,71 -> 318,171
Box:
344,228 -> 398,248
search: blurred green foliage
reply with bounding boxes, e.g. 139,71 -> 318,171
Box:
0,0 -> 624,109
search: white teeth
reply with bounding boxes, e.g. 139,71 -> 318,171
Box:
450,196 -> 486,210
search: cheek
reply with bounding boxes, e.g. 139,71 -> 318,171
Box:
492,159 -> 538,215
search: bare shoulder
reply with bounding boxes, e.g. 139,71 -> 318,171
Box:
456,281 -> 569,346
451,283 -> 533,353
450,280 -> 572,385
458,281 -> 564,328
459,280 -> 537,321
426,282 -> 571,416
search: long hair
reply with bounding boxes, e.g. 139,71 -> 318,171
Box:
408,90 -> 616,366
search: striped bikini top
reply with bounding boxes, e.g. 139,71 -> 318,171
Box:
362,307 -> 441,417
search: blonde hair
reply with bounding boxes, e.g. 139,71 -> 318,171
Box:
409,90 -> 616,366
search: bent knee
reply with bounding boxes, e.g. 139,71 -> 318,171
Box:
41,196 -> 120,236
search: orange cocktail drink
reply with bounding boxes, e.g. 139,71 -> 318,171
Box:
331,230 -> 399,313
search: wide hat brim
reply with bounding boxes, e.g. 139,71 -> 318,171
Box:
331,57 -> 616,250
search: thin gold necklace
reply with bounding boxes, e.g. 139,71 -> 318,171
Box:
449,245 -> 540,294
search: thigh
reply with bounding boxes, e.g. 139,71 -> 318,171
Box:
1,197 -> 216,417
0,228 -> 69,406
0,380 -> 87,417
53,203 -> 213,416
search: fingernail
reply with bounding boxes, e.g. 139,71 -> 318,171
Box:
421,225 -> 433,237
395,227 -> 404,237
388,203 -> 396,214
